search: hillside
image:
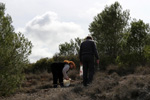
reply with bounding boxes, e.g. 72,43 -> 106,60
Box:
1,67 -> 150,100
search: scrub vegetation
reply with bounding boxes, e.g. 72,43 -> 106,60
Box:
1,1 -> 150,100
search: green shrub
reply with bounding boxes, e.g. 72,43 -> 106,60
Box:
0,3 -> 32,96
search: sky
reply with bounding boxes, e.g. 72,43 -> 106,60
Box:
1,0 -> 150,63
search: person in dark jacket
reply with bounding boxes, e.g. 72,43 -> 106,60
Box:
51,60 -> 76,88
79,35 -> 99,86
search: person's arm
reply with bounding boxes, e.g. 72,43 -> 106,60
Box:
94,43 -> 99,58
62,64 -> 70,80
79,43 -> 82,65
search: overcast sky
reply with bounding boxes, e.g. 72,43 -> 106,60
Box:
1,0 -> 150,63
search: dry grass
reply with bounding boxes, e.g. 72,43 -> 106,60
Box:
135,66 -> 150,75
68,69 -> 79,80
1,67 -> 150,100
19,71 -> 53,93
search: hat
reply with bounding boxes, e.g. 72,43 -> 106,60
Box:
64,60 -> 76,68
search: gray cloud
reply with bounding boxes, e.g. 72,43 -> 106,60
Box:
20,11 -> 85,63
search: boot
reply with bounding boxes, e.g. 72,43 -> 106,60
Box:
60,83 -> 64,87
53,84 -> 57,88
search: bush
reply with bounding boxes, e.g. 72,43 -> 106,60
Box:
25,58 -> 54,74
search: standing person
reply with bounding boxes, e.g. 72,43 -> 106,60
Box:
79,35 -> 99,86
51,60 -> 76,88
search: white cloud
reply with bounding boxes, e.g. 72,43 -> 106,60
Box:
79,1 -> 110,22
18,11 -> 85,63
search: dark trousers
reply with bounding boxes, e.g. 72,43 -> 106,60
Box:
51,63 -> 64,85
82,55 -> 94,86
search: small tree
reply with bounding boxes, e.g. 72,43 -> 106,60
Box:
89,1 -> 130,67
0,3 -> 32,96
117,19 -> 150,67
128,19 -> 149,56
58,37 -> 83,56
59,39 -> 75,56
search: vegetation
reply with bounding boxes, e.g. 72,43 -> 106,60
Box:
89,1 -> 130,67
59,37 -> 83,56
0,3 -> 32,96
1,1 -> 150,99
1,67 -> 150,100
117,19 -> 150,67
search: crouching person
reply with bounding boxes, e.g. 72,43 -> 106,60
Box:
51,60 -> 76,88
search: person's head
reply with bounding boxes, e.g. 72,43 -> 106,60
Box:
64,60 -> 76,69
69,61 -> 76,69
85,35 -> 93,40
